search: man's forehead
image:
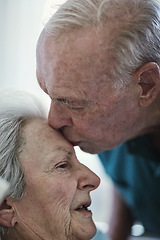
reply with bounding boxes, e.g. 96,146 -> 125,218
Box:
37,27 -> 114,95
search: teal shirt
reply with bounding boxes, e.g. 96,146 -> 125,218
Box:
98,135 -> 160,235
92,230 -> 110,240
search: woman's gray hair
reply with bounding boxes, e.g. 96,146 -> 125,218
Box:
0,89 -> 47,235
44,0 -> 160,87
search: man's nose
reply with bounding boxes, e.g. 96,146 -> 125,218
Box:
77,164 -> 100,191
48,101 -> 72,129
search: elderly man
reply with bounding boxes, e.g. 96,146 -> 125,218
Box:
36,0 -> 160,239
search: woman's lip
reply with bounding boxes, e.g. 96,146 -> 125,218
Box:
75,208 -> 92,217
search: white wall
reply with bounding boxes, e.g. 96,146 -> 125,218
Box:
0,0 -> 44,91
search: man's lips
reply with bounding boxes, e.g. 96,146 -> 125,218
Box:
70,141 -> 80,147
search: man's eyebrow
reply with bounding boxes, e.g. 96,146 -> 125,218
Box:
51,97 -> 89,105
52,97 -> 70,104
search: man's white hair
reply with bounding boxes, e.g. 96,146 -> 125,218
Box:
41,0 -> 160,87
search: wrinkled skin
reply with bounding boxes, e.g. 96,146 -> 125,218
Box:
36,28 -> 152,154
36,25 -> 160,240
4,118 -> 100,240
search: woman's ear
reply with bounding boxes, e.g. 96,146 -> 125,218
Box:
136,62 -> 160,106
0,199 -> 16,227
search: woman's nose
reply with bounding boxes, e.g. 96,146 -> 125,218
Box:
77,163 -> 100,191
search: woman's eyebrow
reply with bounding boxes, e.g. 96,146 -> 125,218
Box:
53,147 -> 73,157
43,150 -> 73,172
66,150 -> 73,158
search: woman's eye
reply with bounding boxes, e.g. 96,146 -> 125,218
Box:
58,163 -> 68,169
56,161 -> 69,170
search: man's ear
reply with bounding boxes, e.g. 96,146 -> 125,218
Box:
136,62 -> 160,106
0,199 -> 16,227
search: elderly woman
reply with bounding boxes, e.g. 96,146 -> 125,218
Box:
0,90 -> 102,240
